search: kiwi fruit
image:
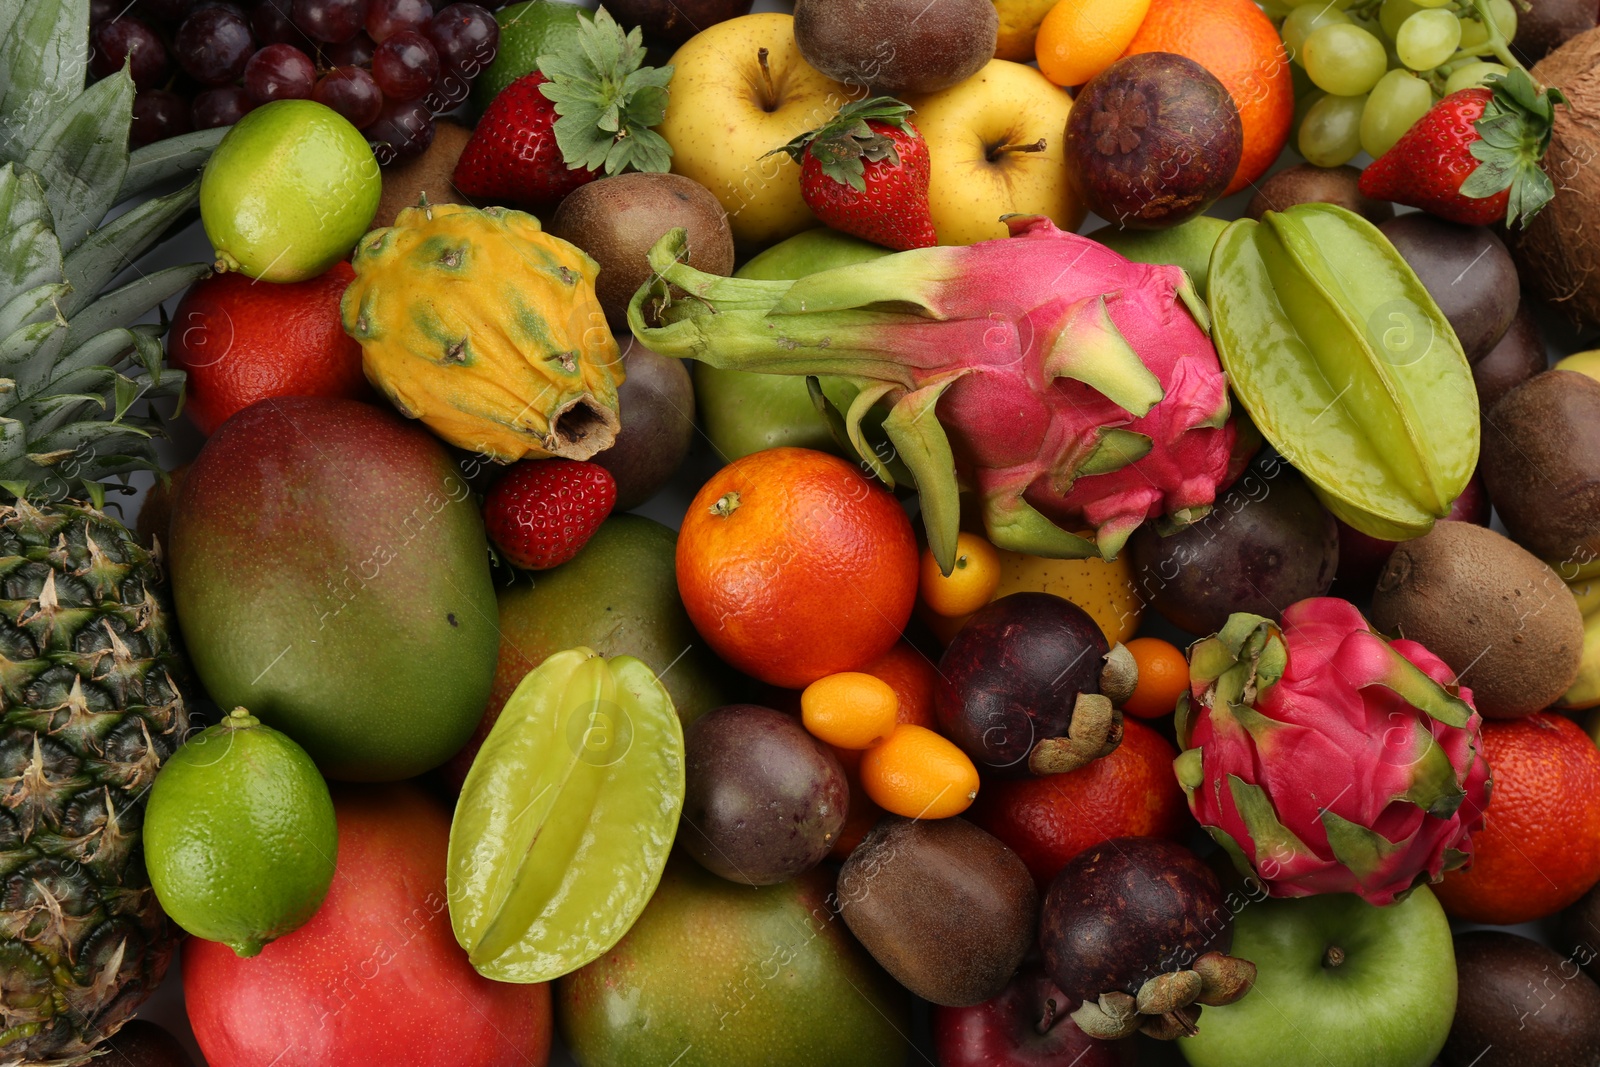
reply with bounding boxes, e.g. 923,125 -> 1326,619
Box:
1245,163 -> 1393,224
1370,520 -> 1584,718
837,816 -> 1036,1007
1443,931 -> 1600,1067
1471,301 -> 1546,412
593,338 -> 696,511
1512,0 -> 1597,63
793,0 -> 997,95
1482,370 -> 1600,562
372,118 -> 471,229
547,172 -> 734,332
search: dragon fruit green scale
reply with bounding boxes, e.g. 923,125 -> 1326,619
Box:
1174,598 -> 1492,907
627,215 -> 1236,573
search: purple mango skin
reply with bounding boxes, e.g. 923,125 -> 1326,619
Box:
935,592 -> 1109,777
169,396 -> 498,782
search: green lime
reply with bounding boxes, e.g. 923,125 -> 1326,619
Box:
471,0 -> 585,114
200,99 -> 380,283
145,708 -> 338,957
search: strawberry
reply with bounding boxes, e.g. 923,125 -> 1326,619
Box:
484,460 -> 617,570
452,8 -> 673,211
1358,68 -> 1565,228
773,97 -> 938,251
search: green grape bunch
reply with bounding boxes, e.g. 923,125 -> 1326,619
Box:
1265,0 -> 1522,169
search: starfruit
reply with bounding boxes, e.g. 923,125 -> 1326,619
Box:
342,202 -> 624,462
446,647 -> 684,983
1208,204 -> 1479,541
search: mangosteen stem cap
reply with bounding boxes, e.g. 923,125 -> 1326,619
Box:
1028,694 -> 1123,775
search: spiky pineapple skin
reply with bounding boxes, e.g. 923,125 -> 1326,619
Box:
0,500 -> 188,1065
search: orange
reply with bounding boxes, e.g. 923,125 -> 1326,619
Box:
1035,0 -> 1153,87
1433,713 -> 1600,925
801,673 -> 900,750
860,724 -> 980,819
676,448 -> 918,689
859,639 -> 939,730
828,751 -> 883,861
1123,637 -> 1190,719
1121,0 -> 1294,195
920,532 -> 1003,617
969,718 -> 1189,886
167,262 -> 370,435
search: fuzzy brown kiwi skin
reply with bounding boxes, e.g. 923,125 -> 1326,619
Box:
372,119 -> 471,230
1470,301 -> 1545,413
1245,163 -> 1393,225
837,817 -> 1036,1008
1481,370 -> 1600,563
548,172 -> 734,332
793,0 -> 997,96
1369,520 -> 1584,719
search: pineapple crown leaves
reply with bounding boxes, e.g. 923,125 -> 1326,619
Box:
535,6 -> 674,176
771,97 -> 917,192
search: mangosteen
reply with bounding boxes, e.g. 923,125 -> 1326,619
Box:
934,592 -> 1135,778
1065,52 -> 1243,230
1039,837 -> 1253,1042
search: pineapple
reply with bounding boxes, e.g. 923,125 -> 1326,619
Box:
0,0 -> 223,1060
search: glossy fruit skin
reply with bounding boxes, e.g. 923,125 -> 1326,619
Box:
1334,470 -> 1488,597
932,964 -> 1135,1067
560,857 -> 909,1067
1445,931 -> 1600,1067
1121,637 -> 1189,719
1066,52 -> 1242,229
1180,888 -> 1456,1067
170,397 -> 498,781
680,704 -> 847,886
838,817 -> 1037,1006
1034,0 -> 1151,87
103,1020 -> 197,1067
676,447 -> 918,689
1379,214 -> 1519,362
971,718 -> 1188,887
1128,461 -> 1337,636
792,0 -> 997,95
1120,0 -> 1293,195
483,460 -> 616,570
602,0 -> 753,44
167,262 -> 368,435
795,115 -> 938,251
1039,837 -> 1228,1003
451,72 -> 596,211
1471,301 -> 1545,412
861,639 -> 938,728
926,549 -> 1144,647
184,785 -> 552,1067
592,341 -> 696,510
1357,89 -> 1512,227
935,592 -> 1109,776
1434,713 -> 1600,924
921,532 -> 1003,618
443,515 -> 727,791
859,723 -> 981,819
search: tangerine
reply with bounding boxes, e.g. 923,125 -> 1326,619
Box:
1120,0 -> 1294,195
920,532 -> 1002,617
167,262 -> 369,435
969,718 -> 1189,886
676,448 -> 918,689
860,639 -> 939,730
1433,713 -> 1600,925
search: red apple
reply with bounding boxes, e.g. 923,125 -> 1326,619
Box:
932,964 -> 1135,1067
183,784 -> 551,1067
1334,470 -> 1490,596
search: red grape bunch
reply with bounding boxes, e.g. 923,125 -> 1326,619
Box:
89,0 -> 498,162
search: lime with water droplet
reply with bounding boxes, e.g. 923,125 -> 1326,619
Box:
200,99 -> 381,283
145,708 -> 337,957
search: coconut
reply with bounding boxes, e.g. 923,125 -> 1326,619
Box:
1507,27 -> 1600,328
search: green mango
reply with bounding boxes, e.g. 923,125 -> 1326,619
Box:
1089,215 -> 1228,299
170,398 -> 498,782
559,857 -> 910,1067
697,228 -> 891,462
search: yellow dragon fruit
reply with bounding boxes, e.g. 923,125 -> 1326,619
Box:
627,215 -> 1237,572
343,202 -> 623,462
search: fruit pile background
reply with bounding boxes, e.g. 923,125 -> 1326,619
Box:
21,0 -> 1600,1062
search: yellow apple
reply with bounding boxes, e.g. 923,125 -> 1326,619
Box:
659,13 -> 852,248
906,60 -> 1085,246
992,0 -> 1057,61
1556,350 -> 1600,383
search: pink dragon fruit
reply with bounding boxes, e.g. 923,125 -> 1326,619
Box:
627,215 -> 1237,573
1174,597 -> 1492,907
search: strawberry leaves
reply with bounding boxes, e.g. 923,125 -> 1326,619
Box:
772,97 -> 917,192
1460,67 -> 1565,228
536,7 -> 673,176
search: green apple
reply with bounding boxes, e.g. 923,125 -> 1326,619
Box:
696,228 -> 892,462
658,13 -> 850,249
1089,215 -> 1229,299
905,60 -> 1085,246
1180,888 -> 1456,1067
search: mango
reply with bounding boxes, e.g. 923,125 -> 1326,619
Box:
170,397 -> 498,781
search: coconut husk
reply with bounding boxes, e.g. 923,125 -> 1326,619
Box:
1506,27 -> 1600,329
